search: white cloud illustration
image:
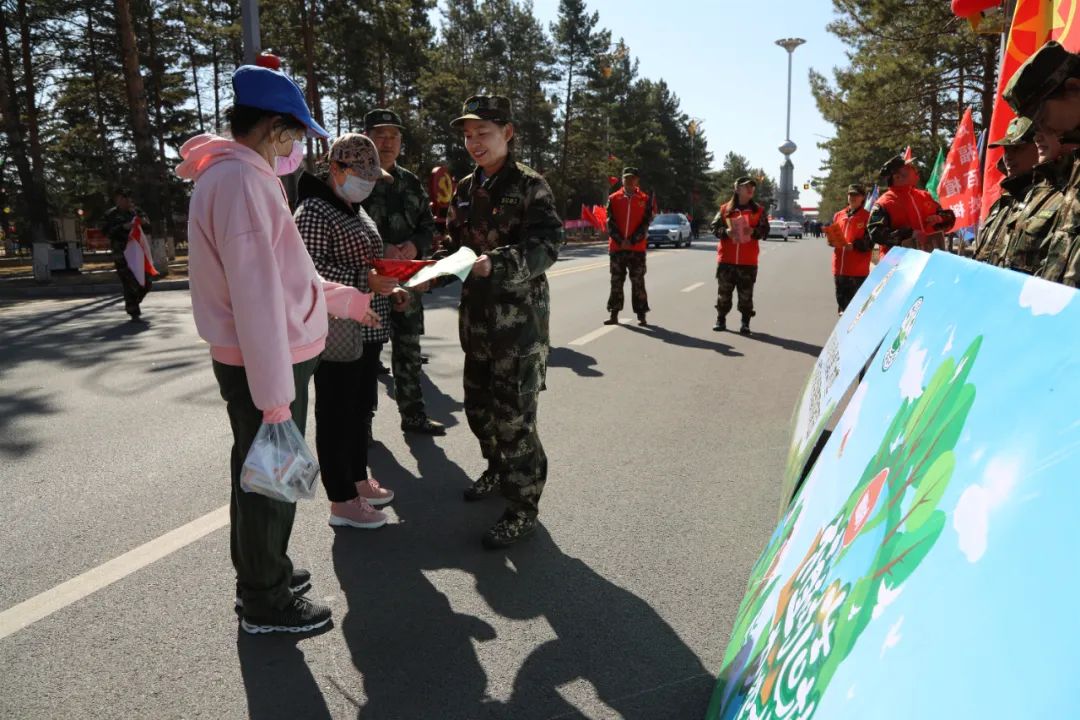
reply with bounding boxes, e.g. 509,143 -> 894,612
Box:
881,616 -> 904,658
1019,276 -> 1074,316
899,342 -> 928,400
943,325 -> 955,354
953,456 -> 1020,563
836,381 -> 869,438
872,581 -> 904,620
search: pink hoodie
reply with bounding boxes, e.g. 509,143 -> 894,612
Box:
177,134 -> 371,417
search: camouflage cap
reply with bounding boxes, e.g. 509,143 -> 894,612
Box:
846,184 -> 867,196
989,116 -> 1036,147
450,95 -> 513,128
1003,41 -> 1080,118
734,175 -> 757,189
879,154 -> 914,180
622,166 -> 640,177
328,133 -> 392,181
363,108 -> 404,132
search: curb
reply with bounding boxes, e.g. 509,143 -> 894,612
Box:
0,279 -> 190,302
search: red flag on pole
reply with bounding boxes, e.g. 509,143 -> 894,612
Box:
902,146 -> 913,161
937,108 -> 982,230
591,205 -> 608,229
581,204 -> 598,230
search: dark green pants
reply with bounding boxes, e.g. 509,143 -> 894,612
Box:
213,356 -> 318,614
390,292 -> 426,418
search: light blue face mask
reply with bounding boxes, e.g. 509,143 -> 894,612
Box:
339,175 -> 376,203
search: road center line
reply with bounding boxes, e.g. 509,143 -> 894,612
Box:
567,322 -> 625,346
681,282 -> 705,293
0,505 -> 230,641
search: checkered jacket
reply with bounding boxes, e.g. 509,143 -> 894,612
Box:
294,173 -> 391,344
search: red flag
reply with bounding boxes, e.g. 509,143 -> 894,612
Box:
937,107 -> 982,230
371,258 -> 435,281
591,205 -> 608,229
903,146 -> 913,161
129,216 -> 158,278
581,204 -> 598,230
608,175 -> 619,187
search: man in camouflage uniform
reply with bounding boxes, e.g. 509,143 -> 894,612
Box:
973,117 -> 1038,267
1005,41 -> 1080,286
361,109 -> 444,435
101,188 -> 153,320
443,95 -> 564,549
1003,126 -> 1078,274
604,166 -> 654,326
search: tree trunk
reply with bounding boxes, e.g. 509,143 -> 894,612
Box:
184,22 -> 206,133
980,36 -> 997,129
16,0 -> 44,194
144,0 -> 177,242
115,0 -> 163,232
300,0 -> 327,151
559,50 -> 575,209
0,5 -> 50,245
210,19 -> 221,132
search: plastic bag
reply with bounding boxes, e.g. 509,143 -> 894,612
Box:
240,419 -> 320,503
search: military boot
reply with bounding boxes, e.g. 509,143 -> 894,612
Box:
637,312 -> 648,326
482,510 -> 538,549
401,413 -> 447,436
463,470 -> 501,502
603,311 -> 619,325
713,316 -> 726,332
739,316 -> 752,335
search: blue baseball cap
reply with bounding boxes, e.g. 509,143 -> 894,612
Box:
231,65 -> 329,139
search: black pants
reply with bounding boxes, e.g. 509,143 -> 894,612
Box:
360,341 -> 384,424
834,274 -> 867,313
314,356 -> 365,503
213,356 -> 318,615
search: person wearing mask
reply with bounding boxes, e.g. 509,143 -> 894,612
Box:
973,117 -> 1038,267
709,176 -> 769,335
361,109 -> 445,436
442,95 -> 564,549
295,133 -> 411,531
101,188 -> 153,320
867,156 -> 956,256
177,65 -> 380,634
604,167 -> 655,326
828,184 -> 873,314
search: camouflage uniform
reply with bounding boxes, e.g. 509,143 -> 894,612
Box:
973,172 -> 1033,267
444,150 -> 563,526
101,205 -> 152,318
1005,154 -> 1072,274
362,163 -> 437,426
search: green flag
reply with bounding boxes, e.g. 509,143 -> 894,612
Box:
925,147 -> 945,201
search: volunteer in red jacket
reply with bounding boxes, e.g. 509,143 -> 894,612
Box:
709,176 -> 770,335
867,155 -> 955,255
829,184 -> 873,314
604,166 -> 655,326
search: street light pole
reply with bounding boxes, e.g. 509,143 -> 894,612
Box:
775,37 -> 805,220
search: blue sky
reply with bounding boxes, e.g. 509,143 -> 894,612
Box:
522,0 -> 849,209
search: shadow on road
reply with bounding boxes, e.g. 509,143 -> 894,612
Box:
322,439 -> 714,719
624,323 -> 743,358
548,346 -> 603,377
743,332 -> 823,358
237,625 -> 335,720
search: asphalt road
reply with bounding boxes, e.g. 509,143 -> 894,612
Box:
0,236 -> 836,720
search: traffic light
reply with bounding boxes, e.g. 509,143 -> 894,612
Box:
803,183 -> 810,190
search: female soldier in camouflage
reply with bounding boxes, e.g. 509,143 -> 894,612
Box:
442,95 -> 564,548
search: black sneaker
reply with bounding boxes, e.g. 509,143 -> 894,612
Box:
235,569 -> 312,612
240,595 -> 332,635
603,312 -> 619,325
482,511 -> 538,550
637,313 -> 648,326
463,471 -> 501,502
401,414 -> 447,436
740,321 -> 752,335
713,318 -> 726,332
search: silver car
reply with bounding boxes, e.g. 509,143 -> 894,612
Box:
647,213 -> 693,248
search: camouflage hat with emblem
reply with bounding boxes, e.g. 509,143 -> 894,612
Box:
363,108 -> 404,133
847,184 -> 867,196
328,133 -> 393,182
622,166 -> 640,177
450,95 -> 513,129
879,154 -> 915,181
734,175 -> 757,189
989,116 -> 1036,147
1003,41 -> 1080,118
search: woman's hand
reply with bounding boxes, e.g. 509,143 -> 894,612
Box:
391,287 -> 412,311
368,268 -> 399,296
471,255 -> 493,278
383,244 -> 405,260
357,308 -> 381,328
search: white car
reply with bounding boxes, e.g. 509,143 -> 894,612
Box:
767,220 -> 790,241
786,221 -> 804,239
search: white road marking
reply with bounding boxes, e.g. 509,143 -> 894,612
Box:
0,505 -> 230,640
568,322 -> 626,346
681,282 -> 705,293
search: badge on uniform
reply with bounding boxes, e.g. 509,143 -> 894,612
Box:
500,196 -> 520,206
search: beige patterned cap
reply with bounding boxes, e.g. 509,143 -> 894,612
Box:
327,133 -> 392,181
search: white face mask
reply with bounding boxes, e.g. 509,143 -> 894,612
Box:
275,141 -> 305,176
338,175 -> 376,203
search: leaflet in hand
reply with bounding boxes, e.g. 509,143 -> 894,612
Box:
404,246 -> 479,288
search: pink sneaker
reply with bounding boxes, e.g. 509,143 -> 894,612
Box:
356,478 -> 395,506
329,497 -> 387,529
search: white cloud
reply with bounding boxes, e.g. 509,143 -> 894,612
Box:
847,686 -> 857,701
953,456 -> 1021,562
943,326 -> 955,354
971,447 -> 986,464
899,342 -> 928,400
881,616 -> 904,658
872,581 -> 904,620
836,381 -> 869,439
1019,276 -> 1074,316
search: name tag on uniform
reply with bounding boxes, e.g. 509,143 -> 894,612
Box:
500,196 -> 520,206
457,201 -> 471,208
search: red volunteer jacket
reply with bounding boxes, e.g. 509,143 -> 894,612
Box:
871,185 -> 955,257
606,188 -> 654,253
831,207 -> 872,277
713,201 -> 767,266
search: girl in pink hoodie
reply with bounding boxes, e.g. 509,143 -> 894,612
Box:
176,64 -> 377,635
